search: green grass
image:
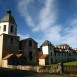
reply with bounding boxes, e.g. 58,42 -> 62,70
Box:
64,61 -> 77,66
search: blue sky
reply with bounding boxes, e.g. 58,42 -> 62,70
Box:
0,0 -> 77,48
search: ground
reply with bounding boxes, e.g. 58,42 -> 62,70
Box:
0,68 -> 77,77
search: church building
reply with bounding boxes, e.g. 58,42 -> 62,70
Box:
0,10 -> 38,66
0,10 -> 19,66
0,10 -> 77,67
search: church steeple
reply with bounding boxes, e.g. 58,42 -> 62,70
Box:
7,9 -> 11,15
0,10 -> 17,36
1,9 -> 16,24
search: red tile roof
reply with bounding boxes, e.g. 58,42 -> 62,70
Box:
16,54 -> 23,58
3,54 -> 14,60
39,54 -> 48,59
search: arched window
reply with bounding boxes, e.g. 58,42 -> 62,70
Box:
10,26 -> 13,33
3,25 -> 6,31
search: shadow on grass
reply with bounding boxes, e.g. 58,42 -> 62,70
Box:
0,68 -> 38,77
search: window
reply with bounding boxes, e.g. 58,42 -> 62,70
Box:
69,53 -> 71,56
51,58 -> 53,63
29,51 -> 32,60
3,25 -> 6,31
29,40 -> 32,46
65,53 -> 66,56
55,53 -> 56,56
62,52 -> 63,56
10,26 -> 13,33
15,28 -> 17,34
50,47 -> 51,50
10,38 -> 13,44
58,53 -> 60,56
51,52 -> 52,56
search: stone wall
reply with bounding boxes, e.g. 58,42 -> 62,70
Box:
2,64 -> 63,74
20,38 -> 38,64
2,34 -> 19,56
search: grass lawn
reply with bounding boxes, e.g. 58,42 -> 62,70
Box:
64,61 -> 77,66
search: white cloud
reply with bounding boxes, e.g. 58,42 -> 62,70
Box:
17,0 -> 62,45
17,0 -> 77,48
45,25 -> 62,41
18,33 -> 30,40
17,0 -> 35,27
61,19 -> 77,48
33,0 -> 57,31
17,0 -> 58,30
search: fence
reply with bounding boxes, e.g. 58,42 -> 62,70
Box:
64,65 -> 77,73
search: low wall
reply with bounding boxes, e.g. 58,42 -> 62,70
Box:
2,64 -> 63,74
64,65 -> 77,74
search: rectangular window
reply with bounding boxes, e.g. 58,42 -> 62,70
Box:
51,58 -> 53,63
10,26 -> 13,33
69,53 -> 71,56
50,47 -> 51,50
29,40 -> 32,46
62,52 -> 63,56
58,53 -> 60,56
10,38 -> 13,44
29,51 -> 32,60
55,53 -> 56,56
65,53 -> 66,56
4,25 -> 6,31
51,52 -> 52,56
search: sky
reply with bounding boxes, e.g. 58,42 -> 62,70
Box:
0,0 -> 77,48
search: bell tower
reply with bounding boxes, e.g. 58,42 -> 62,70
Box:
0,10 -> 19,67
0,10 -> 17,36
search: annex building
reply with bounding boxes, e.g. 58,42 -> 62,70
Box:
0,10 -> 77,67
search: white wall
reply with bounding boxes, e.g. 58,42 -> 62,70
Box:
0,22 -> 9,35
2,60 -> 8,67
42,46 -> 49,54
0,22 -> 17,36
42,45 -> 55,64
9,23 -> 17,36
0,35 -> 3,66
39,59 -> 45,65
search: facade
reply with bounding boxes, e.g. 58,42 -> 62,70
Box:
0,10 -> 38,66
39,54 -> 48,65
19,38 -> 38,65
2,54 -> 17,67
39,42 -> 77,65
2,34 -> 19,55
0,10 -> 77,66
40,40 -> 55,64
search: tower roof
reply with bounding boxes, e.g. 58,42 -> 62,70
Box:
42,40 -> 52,46
1,10 -> 16,24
